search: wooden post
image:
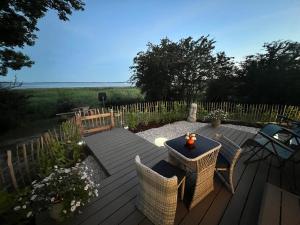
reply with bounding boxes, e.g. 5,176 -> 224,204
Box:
7,150 -> 18,191
22,144 -> 31,181
110,109 -> 115,128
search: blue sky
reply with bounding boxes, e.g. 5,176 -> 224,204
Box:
3,0 -> 300,82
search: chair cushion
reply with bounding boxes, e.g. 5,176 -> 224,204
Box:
216,153 -> 230,169
151,160 -> 186,184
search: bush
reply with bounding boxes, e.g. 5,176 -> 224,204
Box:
0,87 -> 29,133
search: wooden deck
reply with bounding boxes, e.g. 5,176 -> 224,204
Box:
66,125 -> 300,225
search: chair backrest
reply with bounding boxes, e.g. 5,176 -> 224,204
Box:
214,134 -> 241,166
135,155 -> 178,225
135,155 -> 178,191
260,124 -> 284,137
258,132 -> 295,160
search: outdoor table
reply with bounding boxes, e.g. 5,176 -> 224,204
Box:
165,134 -> 221,209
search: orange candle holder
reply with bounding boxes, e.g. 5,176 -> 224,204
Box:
185,133 -> 197,147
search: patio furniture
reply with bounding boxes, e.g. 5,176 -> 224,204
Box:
242,130 -> 300,167
135,155 -> 185,225
277,115 -> 300,134
214,134 -> 242,194
165,134 -> 221,210
258,182 -> 300,225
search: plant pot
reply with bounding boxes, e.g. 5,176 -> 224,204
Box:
49,202 -> 64,223
211,119 -> 221,128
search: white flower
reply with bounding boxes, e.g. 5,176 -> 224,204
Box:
95,190 -> 99,197
63,210 -> 67,214
26,211 -> 32,218
81,174 -> 87,180
76,201 -> 80,207
70,205 -> 76,212
31,180 -> 37,185
30,195 -> 37,201
64,168 -> 71,173
14,206 -> 21,211
18,197 -> 22,201
54,165 -> 58,169
71,200 -> 75,206
51,197 -> 55,202
88,192 -> 92,196
22,205 -> 26,209
84,184 -> 89,191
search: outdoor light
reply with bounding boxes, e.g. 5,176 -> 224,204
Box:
154,137 -> 168,147
77,140 -> 85,146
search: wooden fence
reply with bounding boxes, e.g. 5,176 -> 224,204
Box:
0,120 -> 80,191
106,101 -> 300,126
1,101 -> 300,191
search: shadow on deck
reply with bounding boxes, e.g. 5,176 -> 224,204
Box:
40,125 -> 300,225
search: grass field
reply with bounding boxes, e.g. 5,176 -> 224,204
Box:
15,87 -> 144,119
0,87 -> 143,145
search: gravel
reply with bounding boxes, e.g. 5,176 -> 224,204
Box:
82,155 -> 107,189
136,121 -> 259,146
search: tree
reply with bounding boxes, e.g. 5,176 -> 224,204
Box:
237,40 -> 300,105
130,36 -> 218,102
0,0 -> 85,76
205,52 -> 238,101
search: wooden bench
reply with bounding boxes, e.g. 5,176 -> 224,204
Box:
75,109 -> 115,136
258,183 -> 300,225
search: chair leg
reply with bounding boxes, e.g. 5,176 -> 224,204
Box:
181,178 -> 186,201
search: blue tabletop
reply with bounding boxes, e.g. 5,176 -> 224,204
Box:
165,134 -> 220,159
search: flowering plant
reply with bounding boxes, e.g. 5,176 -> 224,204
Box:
207,109 -> 228,121
14,162 -> 99,221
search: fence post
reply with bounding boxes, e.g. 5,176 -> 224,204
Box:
110,109 -> 115,128
7,150 -> 18,191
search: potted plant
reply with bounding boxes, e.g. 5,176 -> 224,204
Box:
207,109 -> 228,127
14,162 -> 99,223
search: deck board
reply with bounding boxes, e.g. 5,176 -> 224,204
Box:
60,125 -> 300,225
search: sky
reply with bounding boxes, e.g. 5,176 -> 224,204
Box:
3,0 -> 300,82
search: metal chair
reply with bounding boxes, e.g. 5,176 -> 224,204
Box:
242,131 -> 300,167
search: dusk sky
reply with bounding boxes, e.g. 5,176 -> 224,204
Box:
3,0 -> 300,82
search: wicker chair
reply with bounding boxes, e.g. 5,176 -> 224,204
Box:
180,146 -> 220,210
214,134 -> 242,194
135,155 -> 180,225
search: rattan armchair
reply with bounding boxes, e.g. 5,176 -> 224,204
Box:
135,155 -> 179,225
185,146 -> 220,210
214,134 -> 242,194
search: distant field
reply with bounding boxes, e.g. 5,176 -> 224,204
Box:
15,87 -> 144,119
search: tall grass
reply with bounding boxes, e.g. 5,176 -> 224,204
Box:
14,87 -> 144,119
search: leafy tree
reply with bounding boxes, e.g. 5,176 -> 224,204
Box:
0,0 -> 85,75
237,40 -> 300,105
205,52 -> 238,101
130,36 -> 218,102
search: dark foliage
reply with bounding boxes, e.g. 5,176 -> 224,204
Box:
130,36 -> 235,102
0,85 -> 29,133
130,36 -> 225,102
131,38 -> 300,105
236,40 -> 300,105
0,0 -> 85,75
